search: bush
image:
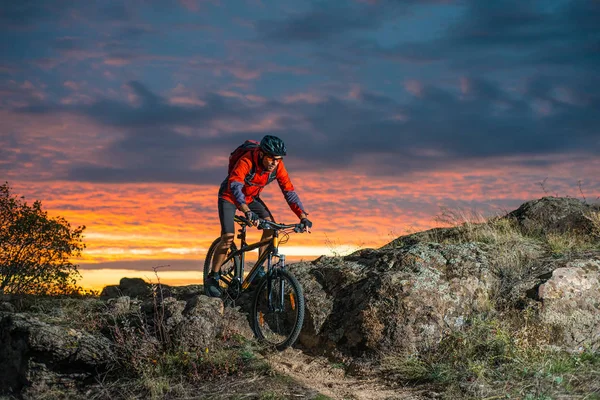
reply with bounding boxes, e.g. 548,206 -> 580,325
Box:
0,182 -> 85,295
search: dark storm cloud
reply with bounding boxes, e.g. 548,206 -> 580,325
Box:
257,3 -> 387,42
99,2 -> 134,21
0,0 -> 136,27
20,81 -> 259,128
451,0 -> 599,47
256,0 -> 454,43
263,1 -> 599,74
387,0 -> 600,70
0,0 -> 61,26
14,74 -> 600,183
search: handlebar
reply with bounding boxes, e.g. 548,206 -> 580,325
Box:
234,215 -> 308,233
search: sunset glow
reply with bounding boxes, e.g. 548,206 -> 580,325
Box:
2,1 -> 599,290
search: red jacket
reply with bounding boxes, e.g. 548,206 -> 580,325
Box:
219,148 -> 307,218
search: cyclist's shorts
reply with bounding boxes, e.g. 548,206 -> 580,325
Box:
218,197 -> 273,235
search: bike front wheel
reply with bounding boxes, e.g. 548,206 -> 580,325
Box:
251,269 -> 305,350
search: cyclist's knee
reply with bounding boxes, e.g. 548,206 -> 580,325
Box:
261,229 -> 274,238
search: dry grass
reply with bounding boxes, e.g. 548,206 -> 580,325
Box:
585,210 -> 600,238
431,207 -> 526,246
545,232 -> 590,256
429,205 -> 600,256
380,314 -> 600,399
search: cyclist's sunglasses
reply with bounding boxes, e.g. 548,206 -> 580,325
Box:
264,154 -> 283,162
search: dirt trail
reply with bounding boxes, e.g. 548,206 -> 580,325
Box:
265,348 -> 428,400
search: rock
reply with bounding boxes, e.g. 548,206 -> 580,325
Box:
99,285 -> 121,299
169,284 -> 203,301
507,197 -> 599,236
137,294 -> 227,352
100,277 -> 171,300
293,242 -> 496,356
0,302 -> 15,313
175,295 -> 225,351
537,259 -> 600,351
118,277 -> 153,298
0,312 -> 113,395
106,296 -> 131,315
160,297 -> 186,331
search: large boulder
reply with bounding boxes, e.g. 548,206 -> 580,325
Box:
138,294 -> 244,352
176,295 -> 226,351
100,277 -> 155,299
507,196 -> 599,236
292,242 -> 496,356
0,312 -> 113,397
537,258 -> 600,351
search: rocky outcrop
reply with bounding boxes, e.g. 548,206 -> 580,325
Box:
0,293 -> 247,398
292,198 -> 600,356
507,196 -> 600,236
293,242 -> 496,356
0,312 -> 114,396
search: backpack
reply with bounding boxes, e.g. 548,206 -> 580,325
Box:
228,140 -> 277,185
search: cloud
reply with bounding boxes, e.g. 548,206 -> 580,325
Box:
257,4 -> 386,42
383,0 -> 600,71
0,0 -> 65,27
261,1 -> 599,79
256,0 -> 453,43
0,0 -> 138,28
11,73 -> 600,184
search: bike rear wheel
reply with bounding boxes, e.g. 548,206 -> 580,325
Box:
203,237 -> 241,296
251,269 -> 305,350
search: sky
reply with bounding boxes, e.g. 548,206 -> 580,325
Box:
2,0 -> 599,289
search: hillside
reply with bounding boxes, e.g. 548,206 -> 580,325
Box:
1,197 -> 599,399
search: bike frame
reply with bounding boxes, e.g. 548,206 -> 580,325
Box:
218,216 -> 288,293
206,215 -> 306,349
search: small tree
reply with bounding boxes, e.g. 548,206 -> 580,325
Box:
0,182 -> 86,295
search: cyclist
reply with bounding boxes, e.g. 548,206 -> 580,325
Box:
205,135 -> 312,297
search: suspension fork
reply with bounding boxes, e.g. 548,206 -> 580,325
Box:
237,224 -> 248,279
267,230 -> 288,312
277,254 -> 287,312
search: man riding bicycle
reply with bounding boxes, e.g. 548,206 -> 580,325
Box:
205,135 -> 312,297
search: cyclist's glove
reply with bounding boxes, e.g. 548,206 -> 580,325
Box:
245,210 -> 259,225
299,217 -> 312,232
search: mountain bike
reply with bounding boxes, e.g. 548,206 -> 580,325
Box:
203,215 -> 306,350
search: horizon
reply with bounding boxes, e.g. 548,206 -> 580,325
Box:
2,0 -> 599,289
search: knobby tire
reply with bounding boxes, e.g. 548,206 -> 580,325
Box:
251,269 -> 305,350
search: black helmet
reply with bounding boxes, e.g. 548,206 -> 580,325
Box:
260,135 -> 287,156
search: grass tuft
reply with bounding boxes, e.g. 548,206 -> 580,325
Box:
381,315 -> 600,399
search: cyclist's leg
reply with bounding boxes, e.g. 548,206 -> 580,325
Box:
249,197 -> 274,257
212,198 -> 236,273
